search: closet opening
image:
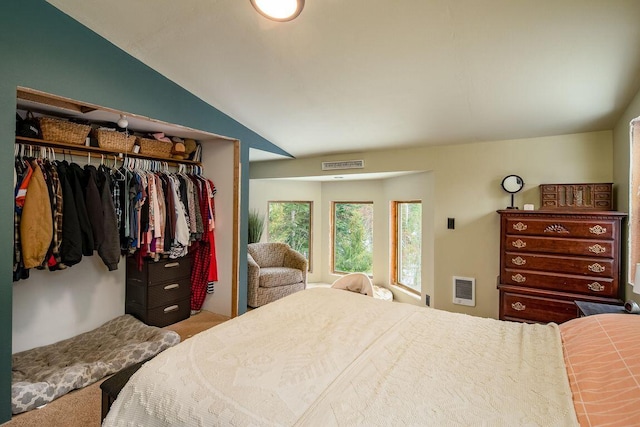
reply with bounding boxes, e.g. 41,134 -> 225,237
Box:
13,87 -> 240,355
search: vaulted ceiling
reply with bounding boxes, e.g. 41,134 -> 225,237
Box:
47,0 -> 640,161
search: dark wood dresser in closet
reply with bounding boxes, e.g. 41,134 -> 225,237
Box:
125,255 -> 192,327
497,210 -> 626,323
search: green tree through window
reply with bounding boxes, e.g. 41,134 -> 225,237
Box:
268,202 -> 312,269
333,202 -> 373,275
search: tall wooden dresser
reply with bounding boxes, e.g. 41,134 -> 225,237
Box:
497,210 -> 626,323
126,255 -> 192,327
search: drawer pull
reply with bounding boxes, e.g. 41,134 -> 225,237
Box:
164,262 -> 180,268
587,282 -> 605,292
511,256 -> 526,266
164,283 -> 180,290
512,222 -> 528,232
588,244 -> 606,254
588,263 -> 605,273
589,225 -> 606,235
544,224 -> 569,234
164,305 -> 179,313
511,274 -> 526,283
511,302 -> 526,311
512,239 -> 527,249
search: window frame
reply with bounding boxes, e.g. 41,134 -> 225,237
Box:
629,118 -> 640,285
267,200 -> 313,272
391,200 -> 422,295
331,201 -> 374,276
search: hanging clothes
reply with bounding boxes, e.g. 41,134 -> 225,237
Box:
14,158 -> 34,281
43,161 -> 64,270
97,165 -> 121,271
189,177 -> 211,311
84,164 -> 104,251
168,175 -> 190,259
189,175 -> 218,310
13,147 -> 219,298
20,160 -> 53,269
68,162 -> 95,256
54,160 -> 83,267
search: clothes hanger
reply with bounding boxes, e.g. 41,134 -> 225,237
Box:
110,155 -> 126,181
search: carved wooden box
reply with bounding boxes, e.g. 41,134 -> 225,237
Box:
539,183 -> 612,210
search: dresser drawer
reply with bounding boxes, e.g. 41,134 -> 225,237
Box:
127,256 -> 192,286
148,279 -> 191,309
505,236 -> 614,257
502,269 -> 616,297
501,292 -> 576,323
505,218 -> 616,239
504,252 -> 613,277
146,298 -> 191,328
148,257 -> 192,284
125,280 -> 191,308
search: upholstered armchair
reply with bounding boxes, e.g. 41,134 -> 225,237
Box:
247,242 -> 308,308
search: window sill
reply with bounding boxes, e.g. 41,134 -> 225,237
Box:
388,283 -> 422,303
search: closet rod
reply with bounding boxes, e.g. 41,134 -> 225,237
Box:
15,136 -> 201,167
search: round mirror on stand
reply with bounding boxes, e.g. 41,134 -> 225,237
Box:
501,175 -> 524,209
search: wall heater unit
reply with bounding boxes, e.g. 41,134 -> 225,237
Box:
321,160 -> 364,171
452,276 -> 476,306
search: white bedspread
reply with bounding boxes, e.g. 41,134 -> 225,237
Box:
103,288 -> 578,426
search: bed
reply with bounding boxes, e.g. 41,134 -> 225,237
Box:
103,288 -> 640,426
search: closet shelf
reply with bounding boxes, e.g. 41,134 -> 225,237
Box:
15,136 -> 201,167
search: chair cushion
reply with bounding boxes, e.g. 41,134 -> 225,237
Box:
248,243 -> 288,268
259,267 -> 304,288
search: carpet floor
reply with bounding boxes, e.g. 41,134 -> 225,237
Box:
1,310 -> 229,427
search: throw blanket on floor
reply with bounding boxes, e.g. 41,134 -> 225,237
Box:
12,314 -> 180,414
104,288 -> 578,426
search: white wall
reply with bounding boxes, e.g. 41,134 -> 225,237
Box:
13,257 -> 125,353
201,139 -> 239,317
251,131 -> 614,319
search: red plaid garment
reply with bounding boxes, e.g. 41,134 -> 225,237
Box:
190,177 -> 210,311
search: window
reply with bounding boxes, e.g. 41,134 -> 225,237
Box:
332,202 -> 373,275
391,201 -> 422,294
268,201 -> 312,270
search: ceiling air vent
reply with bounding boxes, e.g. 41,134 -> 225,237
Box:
321,160 -> 364,171
452,276 -> 476,307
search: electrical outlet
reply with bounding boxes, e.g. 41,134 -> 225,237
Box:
425,294 -> 431,306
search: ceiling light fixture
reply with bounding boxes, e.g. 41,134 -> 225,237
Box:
250,0 -> 304,22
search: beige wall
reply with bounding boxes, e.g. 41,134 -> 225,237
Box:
321,173 -> 434,306
613,87 -> 640,301
251,131 -> 613,318
249,180 -> 324,283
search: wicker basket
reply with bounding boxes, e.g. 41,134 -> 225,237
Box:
136,137 -> 173,158
38,117 -> 91,145
95,129 -> 136,153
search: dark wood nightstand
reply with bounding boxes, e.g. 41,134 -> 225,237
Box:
575,300 -> 626,317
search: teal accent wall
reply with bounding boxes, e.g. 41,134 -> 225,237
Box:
0,0 -> 285,421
